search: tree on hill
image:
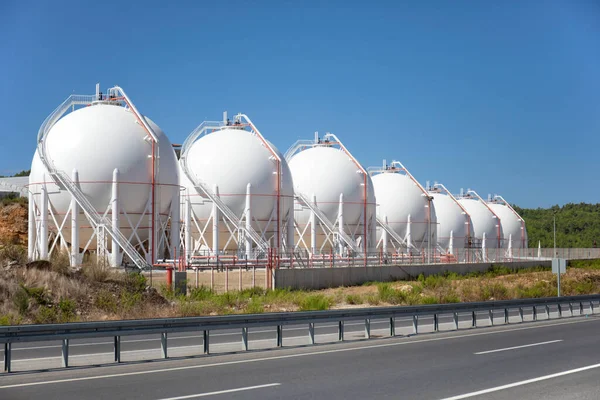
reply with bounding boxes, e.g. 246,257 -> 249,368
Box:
514,203 -> 600,248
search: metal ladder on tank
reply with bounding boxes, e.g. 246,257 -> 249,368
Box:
295,192 -> 363,255
37,90 -> 152,270
179,121 -> 270,256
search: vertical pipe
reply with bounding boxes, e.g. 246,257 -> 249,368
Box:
111,169 -> 120,267
382,215 -> 388,255
482,232 -> 487,262
28,190 -> 35,261
70,170 -> 80,266
310,193 -> 317,256
40,184 -> 48,259
448,230 -> 454,255
185,195 -> 192,264
147,186 -> 153,264
170,188 -> 181,263
245,183 -> 252,259
338,193 -> 344,255
508,234 -> 513,258
370,207 -> 376,259
286,208 -> 294,255
212,184 -> 220,258
151,140 -> 156,266
406,214 -> 412,250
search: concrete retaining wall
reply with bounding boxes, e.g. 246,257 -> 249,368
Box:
274,260 -> 552,291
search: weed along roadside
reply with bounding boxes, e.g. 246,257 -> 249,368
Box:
2,243 -> 600,326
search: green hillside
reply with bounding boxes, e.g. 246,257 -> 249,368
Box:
514,203 -> 600,248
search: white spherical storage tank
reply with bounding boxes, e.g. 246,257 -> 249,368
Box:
28,100 -> 180,266
431,192 -> 473,250
489,203 -> 528,249
181,127 -> 294,255
372,172 -> 436,248
288,146 -> 376,253
457,197 -> 502,248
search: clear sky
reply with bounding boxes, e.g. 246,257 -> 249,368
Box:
1,0 -> 599,208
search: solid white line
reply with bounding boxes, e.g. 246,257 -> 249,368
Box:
438,362 -> 600,400
474,339 -> 563,355
0,316 -> 596,389
157,383 -> 280,399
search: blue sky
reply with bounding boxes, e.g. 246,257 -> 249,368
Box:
1,0 -> 599,208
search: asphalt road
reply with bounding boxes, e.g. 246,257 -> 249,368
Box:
2,308 -> 599,399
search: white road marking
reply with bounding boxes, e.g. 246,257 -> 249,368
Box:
438,362 -> 600,399
474,339 -> 563,355
156,383 -> 280,399
0,316 -> 596,389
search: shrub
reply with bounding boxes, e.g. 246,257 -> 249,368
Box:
0,243 -> 27,265
83,261 -> 112,282
58,298 -> 77,322
481,282 -> 510,300
297,294 -> 331,311
365,294 -> 380,305
346,294 -> 363,305
50,250 -> 71,275
22,286 -> 49,306
189,285 -> 214,301
34,307 -> 57,324
0,314 -> 21,326
13,287 -> 29,315
124,272 -> 147,292
245,298 -> 265,314
420,274 -> 449,290
95,290 -> 118,314
421,296 -> 438,305
120,290 -> 142,312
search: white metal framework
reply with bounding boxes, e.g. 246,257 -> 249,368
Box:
28,85 -> 179,269
285,132 -> 375,260
180,113 -> 291,264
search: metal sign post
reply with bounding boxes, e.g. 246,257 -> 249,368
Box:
552,258 -> 566,297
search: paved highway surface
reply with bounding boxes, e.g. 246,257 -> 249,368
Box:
2,307 -> 599,399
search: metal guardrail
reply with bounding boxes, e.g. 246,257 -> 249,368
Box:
2,294 -> 599,373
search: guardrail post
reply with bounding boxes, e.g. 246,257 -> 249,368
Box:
558,304 -> 562,317
309,323 -> 315,344
488,310 -> 493,326
365,319 -> 371,338
454,313 -> 458,330
338,321 -> 344,341
4,343 -> 11,373
519,307 -> 523,322
390,317 -> 395,337
579,302 -> 584,315
242,327 -> 249,351
276,325 -> 283,347
161,332 -> 168,359
533,306 -> 537,321
62,339 -> 69,368
114,336 -> 121,363
504,308 -> 509,324
545,305 -> 550,320
591,301 -> 594,314
413,315 -> 418,334
203,330 -> 210,354
569,302 -> 573,316
433,314 -> 439,332
472,311 -> 476,327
